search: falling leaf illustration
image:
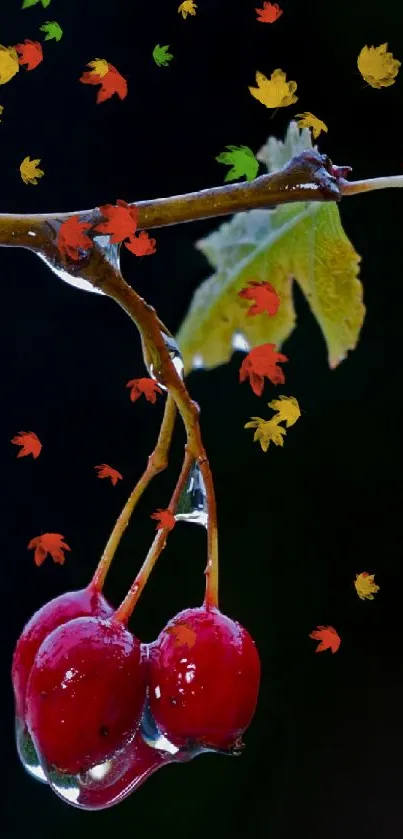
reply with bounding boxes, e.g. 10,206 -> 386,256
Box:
244,416 -> 286,452
150,509 -> 176,531
153,45 -> 173,67
354,572 -> 380,600
215,145 -> 259,182
178,0 -> 197,17
268,395 -> 301,427
28,533 -> 71,567
57,216 -> 93,262
295,112 -> 328,139
86,58 -> 110,78
94,464 -> 123,486
0,45 -> 19,85
20,156 -> 44,185
80,61 -> 127,103
239,343 -> 288,396
238,280 -> 280,317
309,625 -> 341,653
0,105 -> 4,120
22,0 -> 51,7
256,2 -> 283,23
11,430 -> 42,459
126,377 -> 164,404
357,43 -> 401,88
39,21 -> 63,42
15,40 -> 43,71
125,231 -> 157,256
166,624 -> 197,648
248,69 -> 298,109
94,199 -> 139,244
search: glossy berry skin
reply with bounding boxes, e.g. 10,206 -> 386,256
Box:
12,586 -> 113,722
148,606 -> 260,752
25,616 -> 147,774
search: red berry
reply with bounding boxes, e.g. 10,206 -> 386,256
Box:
25,616 -> 146,774
12,585 -> 113,722
148,606 -> 260,752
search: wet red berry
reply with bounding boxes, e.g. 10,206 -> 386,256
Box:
25,615 -> 147,774
148,606 -> 260,752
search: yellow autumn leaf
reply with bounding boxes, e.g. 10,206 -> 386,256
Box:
295,112 -> 328,139
357,43 -> 400,88
0,45 -> 19,85
178,0 -> 197,17
268,395 -> 301,427
20,156 -> 45,186
354,572 -> 380,601
88,58 -> 109,78
244,416 -> 286,452
248,69 -> 298,109
0,105 -> 4,121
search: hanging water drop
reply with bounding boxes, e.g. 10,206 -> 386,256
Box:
232,331 -> 250,352
175,461 -> 208,528
148,332 -> 185,388
15,718 -> 48,784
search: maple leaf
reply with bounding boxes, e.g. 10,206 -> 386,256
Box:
309,625 -> 341,654
57,216 -> 93,262
150,509 -> 176,531
357,43 -> 401,88
20,156 -> 44,185
0,45 -> 19,85
22,0 -> 51,7
166,624 -> 197,648
94,200 -> 139,244
178,0 -> 197,17
153,45 -> 173,67
354,572 -> 380,601
125,231 -> 157,256
80,62 -> 127,103
244,416 -> 286,452
11,430 -> 42,459
239,343 -> 288,395
176,121 -> 364,375
126,377 -> 164,404
27,533 -> 71,567
256,2 -> 283,23
268,395 -> 301,427
238,280 -> 280,317
215,145 -> 259,182
15,40 -> 43,71
94,464 -> 123,486
86,58 -> 110,78
39,21 -> 63,42
295,112 -> 328,139
248,69 -> 298,109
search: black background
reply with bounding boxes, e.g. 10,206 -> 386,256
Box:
1,0 -> 403,836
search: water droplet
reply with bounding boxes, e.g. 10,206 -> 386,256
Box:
192,354 -> 204,369
232,332 -> 250,352
175,461 -> 208,528
15,718 -> 48,784
34,222 -> 120,296
148,333 -> 185,388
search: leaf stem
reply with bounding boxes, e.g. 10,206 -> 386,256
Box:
339,175 -> 403,196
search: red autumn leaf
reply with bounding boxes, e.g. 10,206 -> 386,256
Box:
15,39 -> 43,70
80,62 -> 127,103
11,430 -> 42,459
27,533 -> 71,567
309,625 -> 341,654
57,216 -> 94,262
125,231 -> 157,256
94,464 -> 123,486
239,343 -> 288,396
94,199 -> 139,244
126,377 -> 164,404
150,508 -> 176,531
166,624 -> 197,649
238,280 -> 280,317
255,2 -> 283,23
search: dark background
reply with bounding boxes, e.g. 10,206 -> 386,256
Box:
1,0 -> 403,836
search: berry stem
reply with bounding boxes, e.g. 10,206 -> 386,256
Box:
90,395 -> 177,593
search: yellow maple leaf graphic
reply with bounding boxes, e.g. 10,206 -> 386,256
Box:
357,43 -> 401,88
295,112 -> 328,139
268,395 -> 301,427
354,572 -> 380,601
248,69 -> 298,109
178,0 -> 197,18
244,416 -> 286,452
87,58 -> 110,78
0,45 -> 19,85
20,156 -> 45,185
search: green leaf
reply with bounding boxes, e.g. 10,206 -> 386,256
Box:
22,0 -> 51,8
152,44 -> 173,67
176,121 -> 365,376
39,20 -> 63,41
216,145 -> 259,182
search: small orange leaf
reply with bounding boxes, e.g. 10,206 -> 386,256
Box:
57,216 -> 93,262
309,625 -> 341,653
27,533 -> 71,567
15,39 -> 43,71
150,509 -> 176,531
11,430 -> 42,459
94,464 -> 123,486
126,377 -> 164,404
239,343 -> 288,396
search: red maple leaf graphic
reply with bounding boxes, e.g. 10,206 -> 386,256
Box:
309,625 -> 341,654
126,377 -> 164,404
80,62 -> 128,103
239,343 -> 288,396
255,2 -> 283,23
238,280 -> 280,317
125,231 -> 157,256
94,200 -> 139,244
166,624 -> 197,649
57,216 -> 94,262
15,39 -> 43,70
150,509 -> 176,531
27,533 -> 71,567
11,430 -> 42,459
94,464 -> 123,486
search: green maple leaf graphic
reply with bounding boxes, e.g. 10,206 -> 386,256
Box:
215,145 -> 260,182
152,44 -> 173,67
22,0 -> 51,8
39,21 -> 63,41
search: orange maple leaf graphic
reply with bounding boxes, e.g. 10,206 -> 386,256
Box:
94,464 -> 123,486
255,2 -> 283,23
238,280 -> 280,317
27,533 -> 71,567
309,625 -> 341,654
15,39 -> 43,71
125,231 -> 157,256
239,343 -> 288,396
80,62 -> 127,103
57,216 -> 94,262
150,508 -> 176,531
94,199 -> 139,244
166,624 -> 197,648
126,377 -> 164,404
11,430 -> 42,459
